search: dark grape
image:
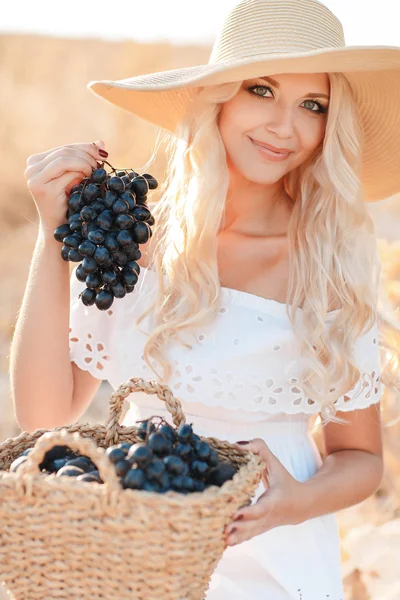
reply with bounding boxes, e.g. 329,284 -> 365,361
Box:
177,424 -> 193,442
115,214 -> 134,230
206,462 -> 237,487
102,270 -> 118,286
56,466 -> 84,477
104,233 -> 119,253
137,420 -> 157,440
112,199 -> 129,215
112,250 -> 128,266
68,248 -> 83,262
122,468 -> 146,490
128,444 -> 153,467
158,423 -> 177,444
121,266 -> 138,286
103,190 -> 118,209
94,246 -> 110,266
91,168 -> 108,184
142,173 -> 158,189
132,206 -> 152,222
63,235 -> 80,249
106,447 -> 127,463
108,176 -> 125,194
147,432 -> 172,457
111,282 -> 126,298
88,229 -> 106,245
120,191 -> 136,210
92,200 -> 106,215
81,288 -> 96,306
54,223 -> 71,242
75,264 -> 86,282
82,183 -> 101,203
116,230 -> 133,248
146,458 -> 166,481
81,257 -> 98,274
68,192 -> 83,213
86,272 -> 103,289
95,289 -> 114,310
130,176 -> 149,196
54,162 -> 157,310
78,240 -> 96,258
132,221 -> 150,244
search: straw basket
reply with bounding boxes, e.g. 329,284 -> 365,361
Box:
0,377 -> 265,600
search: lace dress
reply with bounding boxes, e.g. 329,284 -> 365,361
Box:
69,265 -> 383,600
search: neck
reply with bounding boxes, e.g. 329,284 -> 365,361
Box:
220,168 -> 293,237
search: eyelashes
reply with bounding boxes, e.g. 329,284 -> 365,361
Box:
246,84 -> 328,115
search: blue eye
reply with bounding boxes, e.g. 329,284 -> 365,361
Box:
247,85 -> 327,115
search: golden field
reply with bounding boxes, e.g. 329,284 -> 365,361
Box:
0,33 -> 399,600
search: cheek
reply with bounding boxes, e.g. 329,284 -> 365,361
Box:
299,120 -> 326,155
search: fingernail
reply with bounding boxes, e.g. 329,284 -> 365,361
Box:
99,149 -> 108,158
235,441 -> 249,445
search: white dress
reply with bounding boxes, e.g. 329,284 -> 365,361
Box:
69,265 -> 383,600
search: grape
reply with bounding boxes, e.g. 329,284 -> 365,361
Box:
81,257 -> 98,274
132,221 -> 151,244
56,466 -> 85,477
69,249 -> 82,262
91,168 -> 107,184
54,223 -> 71,242
108,176 -> 125,194
112,199 -> 129,214
82,183 -> 101,203
9,415 -> 239,496
86,272 -> 102,289
63,235 -> 80,249
130,176 -> 149,196
53,160 -> 157,309
177,424 -> 194,442
95,289 -> 114,310
81,288 -> 96,306
68,192 -> 83,212
78,240 -> 96,258
102,270 -> 118,286
111,282 -> 126,298
142,174 -> 158,189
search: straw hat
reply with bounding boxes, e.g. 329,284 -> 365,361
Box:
87,0 -> 400,203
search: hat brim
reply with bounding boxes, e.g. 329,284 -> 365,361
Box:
88,45 -> 400,202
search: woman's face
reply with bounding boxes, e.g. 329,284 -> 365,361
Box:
218,72 -> 330,185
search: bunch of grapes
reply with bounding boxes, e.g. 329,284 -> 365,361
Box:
53,162 -> 158,311
10,417 -> 238,494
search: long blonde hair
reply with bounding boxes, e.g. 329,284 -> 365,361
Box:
136,72 -> 400,425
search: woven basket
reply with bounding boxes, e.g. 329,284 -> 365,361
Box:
0,377 -> 265,600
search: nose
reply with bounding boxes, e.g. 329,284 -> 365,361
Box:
264,104 -> 295,140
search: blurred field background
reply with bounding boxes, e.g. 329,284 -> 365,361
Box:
0,12 -> 400,600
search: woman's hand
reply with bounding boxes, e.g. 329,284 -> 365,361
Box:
224,438 -> 307,546
24,140 -> 108,233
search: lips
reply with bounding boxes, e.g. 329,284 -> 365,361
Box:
250,138 -> 292,155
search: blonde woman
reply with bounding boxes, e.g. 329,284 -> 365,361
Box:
11,0 -> 400,598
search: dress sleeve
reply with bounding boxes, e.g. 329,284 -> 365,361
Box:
330,320 -> 383,412
69,266 -> 116,382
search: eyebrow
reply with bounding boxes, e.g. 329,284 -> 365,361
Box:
258,76 -> 330,100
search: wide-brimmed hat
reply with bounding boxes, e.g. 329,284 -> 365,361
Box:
87,0 -> 400,203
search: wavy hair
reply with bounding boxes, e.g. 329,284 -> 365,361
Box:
135,72 -> 400,426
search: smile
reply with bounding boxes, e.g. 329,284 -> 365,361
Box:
250,138 -> 292,161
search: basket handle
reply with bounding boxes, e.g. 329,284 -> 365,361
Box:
17,429 -> 121,493
104,377 -> 187,445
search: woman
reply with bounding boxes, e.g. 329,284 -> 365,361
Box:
12,0 -> 400,598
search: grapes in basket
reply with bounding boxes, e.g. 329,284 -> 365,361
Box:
9,417 -> 238,494
53,159 -> 158,311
